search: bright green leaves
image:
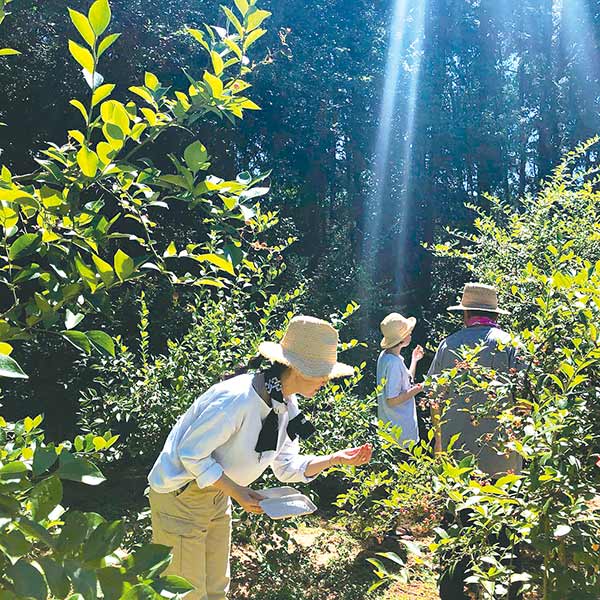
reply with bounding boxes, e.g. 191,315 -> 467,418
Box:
68,8 -> 95,47
244,28 -> 266,51
68,40 -> 95,73
57,452 -> 105,485
184,141 -> 208,173
144,71 -> 159,91
101,99 -> 130,137
193,253 -> 235,276
246,9 -> 271,31
92,83 -> 115,106
8,233 -> 41,260
114,249 -> 134,281
69,99 -> 89,123
76,146 -> 99,177
97,32 -> 120,57
92,253 -> 115,286
211,50 -> 224,76
29,476 -> 62,521
88,0 -> 111,36
203,71 -> 224,98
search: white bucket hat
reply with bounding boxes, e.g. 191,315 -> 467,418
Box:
447,282 -> 509,314
258,315 -> 354,379
380,313 -> 416,349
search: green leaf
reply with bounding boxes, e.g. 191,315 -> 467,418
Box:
193,253 -> 235,275
243,27 -> 266,50
74,254 -> 98,292
234,0 -> 249,17
144,72 -> 159,91
97,32 -> 121,57
77,146 -> 99,178
83,520 -> 125,561
88,0 -> 111,36
0,353 -> 28,379
56,511 -> 104,553
157,575 -> 195,594
30,476 -> 62,521
129,85 -> 155,105
70,99 -> 89,122
56,453 -> 105,485
32,446 -> 58,477
203,71 -> 224,97
8,233 -> 41,260
222,6 -> 243,37
62,330 -> 92,354
100,100 -> 130,134
98,567 -> 125,600
129,543 -> 172,578
114,249 -> 134,281
211,50 -> 224,75
68,40 -> 95,73
246,9 -> 271,31
38,558 -> 70,599
184,141 -> 208,173
7,559 -> 48,600
0,492 -> 21,517
15,517 -> 55,548
68,9 -> 96,47
120,584 -> 158,600
91,254 -> 115,287
0,530 -> 32,557
87,330 -> 115,357
0,48 -> 20,56
92,83 -> 115,106
164,241 -> 177,258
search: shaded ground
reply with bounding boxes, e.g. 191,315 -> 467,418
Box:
66,465 -> 439,599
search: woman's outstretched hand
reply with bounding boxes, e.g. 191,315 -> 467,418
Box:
331,443 -> 373,467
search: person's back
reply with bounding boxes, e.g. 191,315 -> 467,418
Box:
376,351 -> 419,442
429,324 -> 521,476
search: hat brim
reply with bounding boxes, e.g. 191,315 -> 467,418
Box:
380,316 -> 417,349
447,304 -> 509,315
258,341 -> 354,379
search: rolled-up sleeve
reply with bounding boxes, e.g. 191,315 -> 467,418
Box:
272,437 -> 317,484
178,404 -> 236,488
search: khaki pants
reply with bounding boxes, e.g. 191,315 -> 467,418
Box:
149,484 -> 232,600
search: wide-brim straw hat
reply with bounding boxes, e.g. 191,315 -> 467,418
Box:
447,282 -> 509,314
258,315 -> 354,379
380,313 -> 417,349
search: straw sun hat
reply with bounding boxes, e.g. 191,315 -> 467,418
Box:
380,313 -> 417,349
447,282 -> 509,314
258,316 -> 354,379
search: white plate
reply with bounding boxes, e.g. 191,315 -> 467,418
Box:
258,486 -> 317,520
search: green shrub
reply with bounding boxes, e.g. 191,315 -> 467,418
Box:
361,140 -> 600,599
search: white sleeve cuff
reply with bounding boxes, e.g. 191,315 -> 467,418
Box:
195,460 -> 224,489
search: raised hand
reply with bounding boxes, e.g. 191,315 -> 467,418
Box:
412,344 -> 425,362
331,443 -> 373,467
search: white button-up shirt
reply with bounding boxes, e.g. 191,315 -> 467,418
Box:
148,374 -> 317,492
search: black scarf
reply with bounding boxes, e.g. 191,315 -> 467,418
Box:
254,364 -> 316,453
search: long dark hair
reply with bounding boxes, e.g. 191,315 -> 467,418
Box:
222,356 -> 286,381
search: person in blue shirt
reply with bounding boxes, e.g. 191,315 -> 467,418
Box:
376,312 -> 424,444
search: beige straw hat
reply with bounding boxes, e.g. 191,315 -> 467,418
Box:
258,316 -> 354,379
380,313 -> 417,349
447,282 -> 509,314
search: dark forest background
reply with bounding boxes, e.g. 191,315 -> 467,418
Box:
1,0 -> 599,435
